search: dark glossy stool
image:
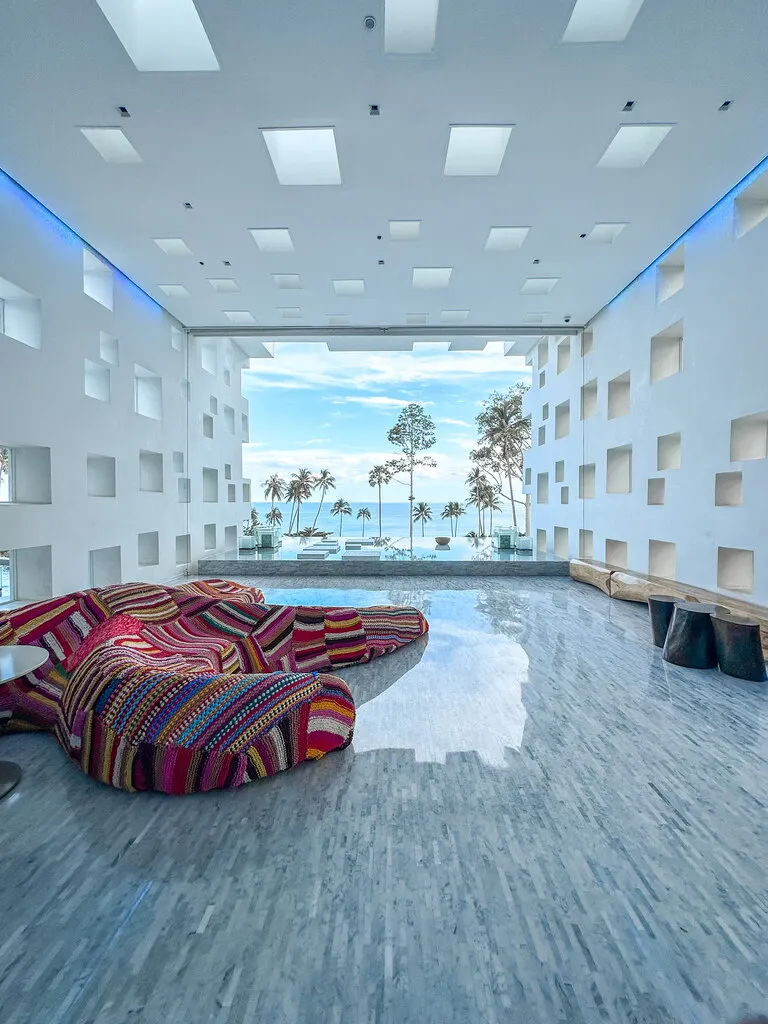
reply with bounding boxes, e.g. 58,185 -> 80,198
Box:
663,603 -> 730,669
647,594 -> 682,647
712,614 -> 767,682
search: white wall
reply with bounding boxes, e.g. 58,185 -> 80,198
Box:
0,176 -> 250,600
523,162 -> 768,606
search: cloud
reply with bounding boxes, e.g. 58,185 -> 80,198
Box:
439,417 -> 474,428
304,438 -> 329,444
333,396 -> 435,408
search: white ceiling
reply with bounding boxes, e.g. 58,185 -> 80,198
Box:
1,0 -> 767,331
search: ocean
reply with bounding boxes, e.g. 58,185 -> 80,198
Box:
249,499 -> 517,538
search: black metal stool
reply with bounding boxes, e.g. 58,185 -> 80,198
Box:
712,614 -> 767,682
663,602 -> 730,669
647,594 -> 682,648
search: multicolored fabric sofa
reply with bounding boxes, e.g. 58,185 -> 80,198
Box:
0,580 -> 428,794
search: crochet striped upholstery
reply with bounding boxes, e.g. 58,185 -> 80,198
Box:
0,580 -> 428,793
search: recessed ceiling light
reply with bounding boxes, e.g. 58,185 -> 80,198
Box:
384,0 -> 439,54
389,220 -> 421,241
523,314 -> 544,324
207,278 -> 240,292
597,124 -> 673,169
80,127 -> 142,163
262,128 -> 341,186
585,222 -> 628,243
333,280 -> 365,296
444,125 -> 513,176
413,267 -> 452,289
328,314 -> 350,326
280,307 -> 303,319
719,100 -> 732,111
440,309 -> 469,323
224,311 -> 257,325
94,0 -> 219,71
485,226 -> 530,251
158,284 -> 190,297
521,278 -> 559,295
272,274 -> 303,289
623,100 -> 635,112
562,0 -> 646,42
153,237 -> 193,256
249,228 -> 294,252
406,314 -> 428,325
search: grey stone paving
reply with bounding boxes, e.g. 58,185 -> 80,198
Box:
1,577 -> 766,1024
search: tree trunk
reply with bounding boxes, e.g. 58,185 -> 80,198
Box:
421,519 -> 425,537
312,491 -> 324,530
409,465 -> 414,552
338,516 -> 343,537
296,501 -> 301,534
506,467 -> 519,531
361,518 -> 366,536
378,484 -> 382,538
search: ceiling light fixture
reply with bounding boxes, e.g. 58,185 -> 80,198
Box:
623,100 -> 635,112
485,226 -> 529,250
369,104 -> 380,116
94,0 -> 219,71
158,284 -> 190,297
562,0 -> 646,43
328,314 -> 350,325
118,105 -> 131,118
444,125 -> 513,176
719,100 -> 732,111
153,237 -> 192,256
333,279 -> 365,296
384,0 -> 439,54
80,127 -> 142,163
440,310 -> 469,323
585,222 -> 628,243
406,314 -> 428,325
224,311 -> 257,325
262,127 -> 341,186
597,124 -> 673,168
207,278 -> 240,292
272,274 -> 303,289
250,228 -> 294,252
412,267 -> 452,288
521,278 -> 559,295
183,202 -> 193,209
389,220 -> 421,241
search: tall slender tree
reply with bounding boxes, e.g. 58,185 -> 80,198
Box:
356,507 -> 372,536
284,478 -> 302,534
441,501 -> 464,537
471,383 -> 531,533
266,507 -> 283,528
413,501 -> 433,537
311,469 -> 336,529
465,468 -> 488,536
368,464 -> 392,538
331,498 -> 352,536
385,404 -> 437,549
263,473 -> 286,510
291,468 -> 314,534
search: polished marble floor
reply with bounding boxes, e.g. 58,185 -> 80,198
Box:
2,577 -> 767,1024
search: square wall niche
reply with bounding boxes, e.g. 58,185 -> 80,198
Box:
89,545 -> 121,587
224,525 -> 237,551
243,482 -> 251,503
209,395 -> 218,416
203,524 -> 217,550
241,413 -> 249,436
83,250 -> 114,311
580,331 -> 593,357
203,414 -> 214,439
542,403 -> 549,421
10,446 -> 52,504
224,463 -> 232,480
650,322 -> 683,383
200,340 -> 217,375
717,547 -> 754,592
203,467 -> 218,502
556,338 -> 571,374
649,540 -> 676,579
0,275 -> 42,349
227,484 -> 237,502
580,379 -> 598,420
605,539 -> 628,569
172,450 -> 184,473
536,529 -> 547,553
554,400 -> 570,439
730,412 -> 768,461
606,444 -> 632,494
554,526 -> 569,558
537,338 -> 548,369
657,432 -> 682,471
99,332 -> 119,365
12,545 -> 53,600
656,246 -> 684,303
524,467 -> 531,486
538,425 -> 546,446
139,450 -> 163,492
175,534 -> 191,566
223,405 -> 236,434
87,454 -> 116,497
134,365 -> 163,420
715,471 -> 743,506
537,472 -> 549,504
560,486 -> 569,504
138,531 -> 159,566
177,476 -> 191,503
538,370 -> 546,389
181,379 -> 191,403
647,478 -> 666,505
607,372 -> 631,419
84,359 -> 110,402
224,369 -> 232,387
579,530 -> 594,559
579,463 -> 596,499
171,326 -> 184,352
734,170 -> 768,238
555,460 -> 564,483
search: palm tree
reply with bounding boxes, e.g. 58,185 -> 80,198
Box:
466,468 -> 488,536
266,507 -> 283,528
291,468 -> 314,534
263,473 -> 286,510
311,469 -> 336,529
331,498 -> 352,536
441,501 -> 464,537
481,485 -> 502,535
357,507 -> 372,536
413,501 -> 433,537
368,464 -> 392,538
284,478 -> 302,534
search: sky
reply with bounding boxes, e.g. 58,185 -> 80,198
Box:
241,342 -> 531,503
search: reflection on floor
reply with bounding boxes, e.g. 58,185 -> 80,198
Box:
2,576 -> 766,1024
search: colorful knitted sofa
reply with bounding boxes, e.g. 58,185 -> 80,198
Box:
0,580 -> 428,794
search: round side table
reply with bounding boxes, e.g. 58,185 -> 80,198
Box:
0,645 -> 49,798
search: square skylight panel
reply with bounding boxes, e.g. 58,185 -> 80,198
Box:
272,274 -> 303,289
81,127 -> 142,163
385,0 -> 439,53
262,128 -> 341,185
224,311 -> 257,325
413,267 -> 452,289
333,280 -> 365,296
448,339 -> 487,351
389,220 -> 421,241
158,284 -> 189,297
444,126 -> 512,176
597,125 -> 673,168
328,315 -> 349,326
249,228 -> 294,252
585,222 -> 628,243
440,310 -> 469,323
154,237 -> 192,256
280,307 -> 303,318
562,0 -> 646,42
485,226 -> 530,251
94,0 -> 219,71
406,314 -> 428,325
207,278 -> 240,292
521,278 -> 559,295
